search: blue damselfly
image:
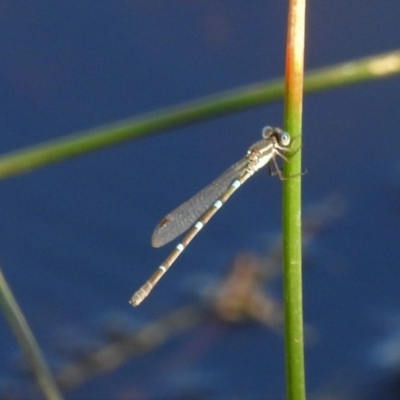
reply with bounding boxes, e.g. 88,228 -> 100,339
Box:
130,126 -> 291,306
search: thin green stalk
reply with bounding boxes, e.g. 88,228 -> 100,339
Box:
282,0 -> 306,399
0,267 -> 63,400
0,51 -> 398,180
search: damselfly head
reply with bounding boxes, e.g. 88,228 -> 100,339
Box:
261,126 -> 290,147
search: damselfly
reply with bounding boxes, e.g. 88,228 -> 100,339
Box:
130,126 -> 292,306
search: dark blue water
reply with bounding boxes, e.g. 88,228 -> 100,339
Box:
0,2 -> 400,399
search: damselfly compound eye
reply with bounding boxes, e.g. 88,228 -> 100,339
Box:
261,126 -> 273,139
280,132 -> 291,146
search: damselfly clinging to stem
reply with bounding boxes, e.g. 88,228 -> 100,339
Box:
130,126 -> 292,306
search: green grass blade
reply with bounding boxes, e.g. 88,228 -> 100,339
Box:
0,51 -> 398,180
282,0 -> 306,399
0,267 -> 63,400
